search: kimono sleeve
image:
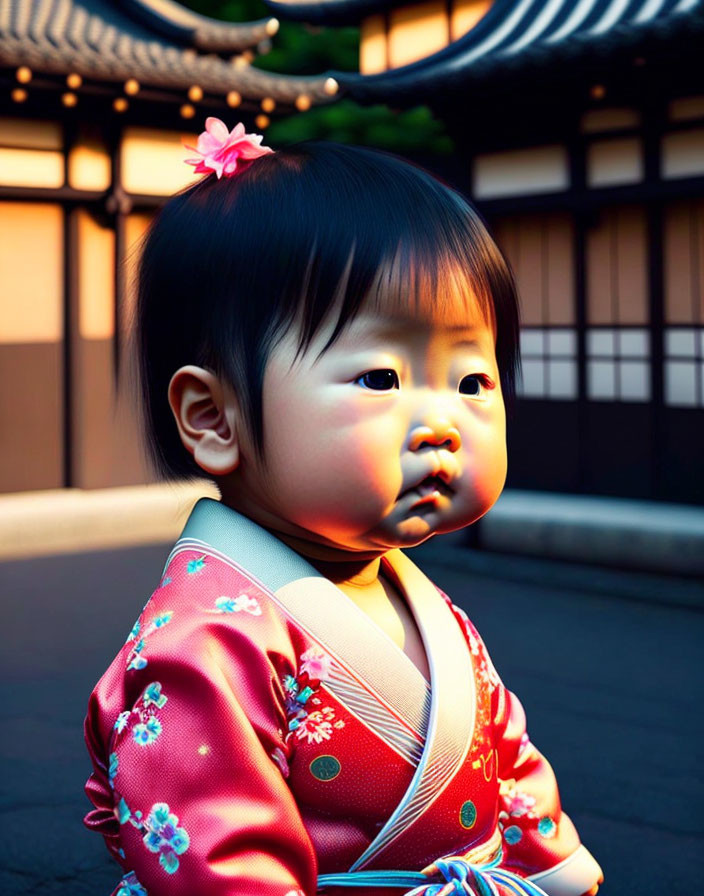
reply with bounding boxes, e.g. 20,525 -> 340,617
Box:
493,689 -> 603,896
86,598 -> 317,896
436,589 -> 602,896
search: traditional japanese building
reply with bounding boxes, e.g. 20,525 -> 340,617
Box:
0,0 -> 338,493
264,0 -> 704,504
3,0 -> 703,505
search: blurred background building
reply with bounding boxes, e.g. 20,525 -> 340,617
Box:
0,0 -> 338,494
1,0 -> 703,505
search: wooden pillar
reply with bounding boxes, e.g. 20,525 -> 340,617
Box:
569,116 -> 588,493
643,99 -> 666,499
68,206 -> 119,488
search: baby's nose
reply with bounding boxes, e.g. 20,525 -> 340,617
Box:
408,421 -> 461,452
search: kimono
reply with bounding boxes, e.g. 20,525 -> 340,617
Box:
84,498 -> 601,896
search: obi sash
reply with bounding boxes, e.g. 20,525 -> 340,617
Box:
165,498 -> 509,888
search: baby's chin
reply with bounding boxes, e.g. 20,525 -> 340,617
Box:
373,513 -> 457,549
384,499 -> 491,542
299,506 -> 482,553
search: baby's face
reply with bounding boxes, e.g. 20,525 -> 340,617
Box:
233,300 -> 507,556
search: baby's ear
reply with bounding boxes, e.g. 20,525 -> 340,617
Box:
167,366 -> 240,475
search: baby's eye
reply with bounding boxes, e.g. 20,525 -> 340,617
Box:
458,374 -> 493,399
355,369 -> 400,391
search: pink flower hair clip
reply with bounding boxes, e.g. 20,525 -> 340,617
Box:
184,118 -> 273,179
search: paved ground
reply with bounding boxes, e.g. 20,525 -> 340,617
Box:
0,542 -> 701,895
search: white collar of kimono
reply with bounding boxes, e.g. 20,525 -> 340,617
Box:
169,498 -> 476,871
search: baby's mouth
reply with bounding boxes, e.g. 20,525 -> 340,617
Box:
402,474 -> 454,502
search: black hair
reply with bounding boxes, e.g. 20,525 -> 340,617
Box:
136,141 -> 520,481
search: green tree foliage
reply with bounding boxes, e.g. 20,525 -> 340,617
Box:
267,101 -> 454,155
184,0 -> 359,73
181,0 -> 454,153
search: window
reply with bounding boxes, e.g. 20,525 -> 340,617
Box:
587,328 -> 650,401
662,129 -> 704,179
0,201 -> 64,490
585,206 -> 650,402
473,146 -> 569,200
121,128 -> 200,196
664,200 -> 703,406
69,125 -> 111,191
520,328 -> 577,399
664,328 -> 704,406
587,138 -> 643,188
493,213 -> 576,399
587,206 -> 648,325
0,117 -> 63,188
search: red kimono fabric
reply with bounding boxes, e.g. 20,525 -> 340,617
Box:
84,499 -> 601,896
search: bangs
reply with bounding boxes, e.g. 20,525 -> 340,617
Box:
360,238 -> 496,332
288,181 -> 512,361
270,147 -> 519,410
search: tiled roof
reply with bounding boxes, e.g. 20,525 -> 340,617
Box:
0,0 -> 338,105
265,0 -> 704,102
121,0 -> 278,53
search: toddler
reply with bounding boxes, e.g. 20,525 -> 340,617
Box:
84,119 -> 603,896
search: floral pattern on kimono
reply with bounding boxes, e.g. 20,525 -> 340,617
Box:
283,648 -> 346,746
84,549 -> 319,896
84,535 -> 601,896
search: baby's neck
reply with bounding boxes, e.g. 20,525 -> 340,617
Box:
309,555 -> 382,587
273,530 -> 383,587
219,490 -> 387,586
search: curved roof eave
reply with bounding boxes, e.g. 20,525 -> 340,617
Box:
119,0 -> 279,52
0,0 -> 340,106
325,0 -> 704,106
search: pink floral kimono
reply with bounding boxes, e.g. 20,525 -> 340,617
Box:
84,498 -> 601,896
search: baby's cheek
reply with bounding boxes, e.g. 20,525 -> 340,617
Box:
325,437 -> 400,507
298,434 -> 401,532
473,426 -> 507,511
351,434 -> 400,489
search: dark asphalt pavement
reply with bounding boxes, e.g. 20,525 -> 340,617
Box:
0,542 -> 701,895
